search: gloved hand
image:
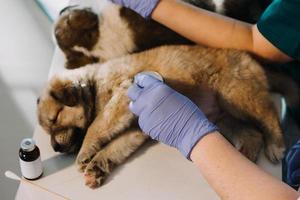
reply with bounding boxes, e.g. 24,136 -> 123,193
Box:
110,0 -> 160,19
127,74 -> 218,159
286,140 -> 300,187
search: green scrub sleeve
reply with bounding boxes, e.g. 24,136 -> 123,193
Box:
257,0 -> 300,61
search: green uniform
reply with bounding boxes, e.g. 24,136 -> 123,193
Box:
257,0 -> 300,184
257,0 -> 300,60
257,0 -> 300,122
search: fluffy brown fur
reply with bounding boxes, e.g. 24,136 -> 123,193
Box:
38,45 -> 285,188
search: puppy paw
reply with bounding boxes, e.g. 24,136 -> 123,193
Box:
234,131 -> 263,163
76,148 -> 97,172
265,143 -> 285,164
84,164 -> 106,189
84,151 -> 115,188
237,142 -> 261,162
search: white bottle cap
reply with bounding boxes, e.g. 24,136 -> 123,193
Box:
20,138 -> 36,152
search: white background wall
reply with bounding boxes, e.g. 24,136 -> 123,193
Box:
0,0 -> 54,198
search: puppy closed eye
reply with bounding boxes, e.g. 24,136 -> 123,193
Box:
48,108 -> 63,124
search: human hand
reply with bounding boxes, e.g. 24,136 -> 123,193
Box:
110,0 -> 160,19
286,140 -> 300,187
127,74 -> 218,159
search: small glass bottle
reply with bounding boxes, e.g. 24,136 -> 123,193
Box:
19,138 -> 43,180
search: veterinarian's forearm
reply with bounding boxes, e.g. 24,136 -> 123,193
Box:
152,0 -> 252,50
152,0 -> 292,63
190,132 -> 299,200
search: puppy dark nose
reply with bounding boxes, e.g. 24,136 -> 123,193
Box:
52,143 -> 62,152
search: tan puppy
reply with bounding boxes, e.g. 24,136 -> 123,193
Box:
38,45 -> 284,188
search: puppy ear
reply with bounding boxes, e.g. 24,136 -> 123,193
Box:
67,9 -> 98,30
49,78 -> 80,107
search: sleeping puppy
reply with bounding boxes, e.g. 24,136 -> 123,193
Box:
38,45 -> 285,188
54,0 -> 269,69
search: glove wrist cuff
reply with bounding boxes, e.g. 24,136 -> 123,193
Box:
180,120 -> 218,160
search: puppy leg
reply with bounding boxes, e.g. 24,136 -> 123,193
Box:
216,74 -> 284,163
76,82 -> 135,171
84,129 -> 148,188
217,114 -> 263,162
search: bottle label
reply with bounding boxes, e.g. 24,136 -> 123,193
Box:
19,156 -> 43,179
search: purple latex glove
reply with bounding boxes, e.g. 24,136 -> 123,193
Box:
127,74 -> 218,159
110,0 -> 160,19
